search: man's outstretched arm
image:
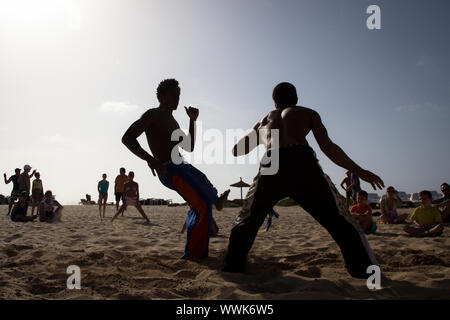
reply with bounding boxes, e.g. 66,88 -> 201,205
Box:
122,114 -> 163,176
232,122 -> 261,156
311,111 -> 384,190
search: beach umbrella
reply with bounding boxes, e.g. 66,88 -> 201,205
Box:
230,177 -> 251,204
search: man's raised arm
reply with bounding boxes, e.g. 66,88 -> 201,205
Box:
311,111 -> 384,190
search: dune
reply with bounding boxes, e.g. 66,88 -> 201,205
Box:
0,205 -> 449,299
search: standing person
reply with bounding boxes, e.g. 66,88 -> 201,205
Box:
98,173 -> 109,219
340,171 -> 353,208
121,79 -> 229,259
433,182 -> 450,223
39,190 -> 63,223
347,172 -> 361,205
223,82 -> 384,279
18,164 -> 36,196
11,191 -> 38,222
404,190 -> 443,237
3,168 -> 21,215
111,171 -> 150,223
114,168 -> 128,214
380,186 -> 408,224
31,172 -> 44,215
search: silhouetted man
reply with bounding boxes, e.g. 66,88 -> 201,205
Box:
121,79 -> 229,259
223,82 -> 384,279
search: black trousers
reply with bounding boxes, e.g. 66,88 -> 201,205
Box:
224,145 -> 378,278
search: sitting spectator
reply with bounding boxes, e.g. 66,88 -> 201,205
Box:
39,190 -> 63,223
11,191 -> 37,222
433,182 -> 450,223
380,186 -> 408,224
404,190 -> 444,237
350,190 -> 377,234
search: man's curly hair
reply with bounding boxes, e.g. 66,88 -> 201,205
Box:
156,78 -> 179,101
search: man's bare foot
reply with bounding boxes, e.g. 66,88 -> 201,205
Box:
215,189 -> 230,211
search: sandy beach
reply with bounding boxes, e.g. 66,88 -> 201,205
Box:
0,204 -> 449,300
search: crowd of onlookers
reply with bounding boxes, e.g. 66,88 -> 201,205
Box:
3,165 -> 63,223
341,171 -> 449,237
96,167 -> 150,223
4,165 -> 449,237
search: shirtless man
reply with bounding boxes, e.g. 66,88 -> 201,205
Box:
4,168 -> 21,215
340,171 -> 353,208
433,182 -> 450,223
121,78 -> 229,259
223,82 -> 385,279
18,164 -> 36,196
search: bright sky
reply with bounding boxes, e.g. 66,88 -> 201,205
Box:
1,0 -> 449,204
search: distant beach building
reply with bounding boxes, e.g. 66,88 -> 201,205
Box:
367,193 -> 380,205
398,191 -> 411,202
139,198 -> 173,206
381,191 -> 410,201
430,191 -> 443,200
410,193 -> 419,203
410,191 -> 442,203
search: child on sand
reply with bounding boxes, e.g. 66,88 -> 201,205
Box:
350,191 -> 377,234
11,191 -> 38,222
39,190 -> 63,223
404,190 -> 444,237
31,172 -> 44,215
380,186 -> 408,224
111,171 -> 150,223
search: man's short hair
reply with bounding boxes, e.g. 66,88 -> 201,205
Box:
272,82 -> 298,105
120,167 -> 126,173
441,182 -> 449,188
357,190 -> 368,199
157,78 -> 179,101
419,190 -> 432,199
15,168 -> 20,173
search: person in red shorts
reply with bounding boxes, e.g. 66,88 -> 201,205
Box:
350,191 -> 377,234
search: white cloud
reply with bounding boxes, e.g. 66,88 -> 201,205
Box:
39,134 -> 67,144
100,101 -> 143,115
394,102 -> 441,113
0,127 -> 8,132
415,55 -> 434,68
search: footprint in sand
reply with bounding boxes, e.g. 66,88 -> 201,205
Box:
3,248 -> 19,257
294,266 -> 322,278
173,270 -> 197,279
4,234 -> 22,243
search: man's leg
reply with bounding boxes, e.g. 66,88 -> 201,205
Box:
115,193 -> 120,211
7,198 -> 14,215
223,173 -> 284,272
290,174 -> 378,279
136,204 -> 150,223
98,196 -> 102,218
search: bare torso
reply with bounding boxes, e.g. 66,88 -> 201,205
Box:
255,106 -> 313,150
142,108 -> 182,163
